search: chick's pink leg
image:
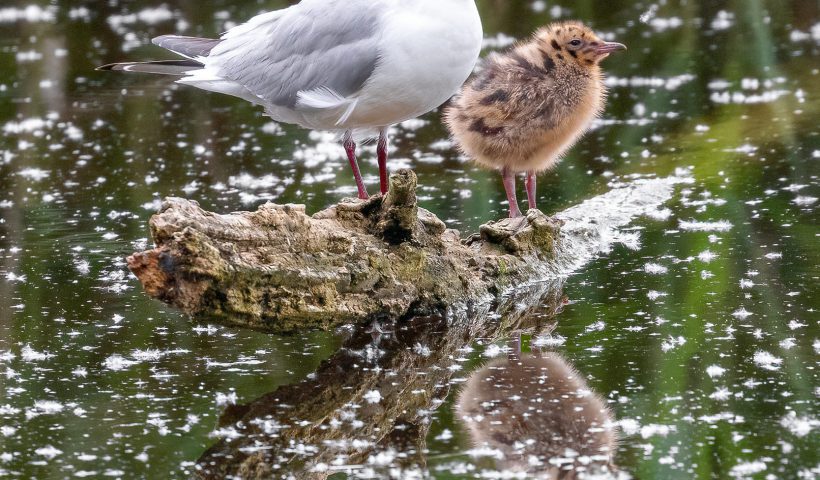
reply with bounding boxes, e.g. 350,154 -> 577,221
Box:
343,130 -> 369,200
526,171 -> 537,211
377,128 -> 389,195
502,167 -> 522,218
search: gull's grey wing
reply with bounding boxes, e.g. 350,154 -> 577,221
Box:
208,0 -> 383,108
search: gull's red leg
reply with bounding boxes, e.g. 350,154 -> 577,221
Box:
502,167 -> 522,218
526,171 -> 537,212
343,130 -> 369,200
377,128 -> 389,195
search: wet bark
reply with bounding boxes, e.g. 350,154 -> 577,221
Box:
127,169 -> 562,333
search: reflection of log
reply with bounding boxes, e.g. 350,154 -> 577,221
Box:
195,281 -> 568,480
127,169 -> 562,333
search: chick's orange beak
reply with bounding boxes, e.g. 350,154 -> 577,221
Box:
596,42 -> 627,55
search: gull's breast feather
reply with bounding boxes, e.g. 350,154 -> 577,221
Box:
340,0 -> 483,129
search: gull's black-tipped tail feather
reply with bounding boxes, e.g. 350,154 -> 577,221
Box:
97,35 -> 220,75
96,59 -> 202,76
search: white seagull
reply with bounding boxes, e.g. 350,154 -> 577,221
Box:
100,0 -> 484,199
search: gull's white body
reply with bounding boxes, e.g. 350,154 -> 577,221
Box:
179,0 -> 483,132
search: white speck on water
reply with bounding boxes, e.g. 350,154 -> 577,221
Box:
644,263 -> 668,274
4,272 -> 26,283
466,446 -> 505,460
697,250 -> 717,263
413,343 -> 431,357
482,33 -> 518,49
679,219 -> 733,232
34,445 -> 62,460
647,290 -> 667,301
368,449 -> 397,466
107,6 -> 174,31
435,429 -> 453,441
21,345 -> 53,362
0,6 -> 57,23
707,365 -> 726,378
364,390 -> 382,404
793,196 -> 817,206
28,400 -> 64,418
780,411 -> 817,438
710,89 -> 790,105
640,424 -> 675,439
710,387 -> 732,401
103,355 -> 137,371
532,334 -> 566,347
732,308 -> 753,320
74,259 -> 91,275
788,320 -> 806,330
726,144 -> 758,154
215,391 -> 237,407
617,418 -> 640,436
661,336 -> 686,352
0,405 -> 21,415
142,199 -> 162,211
605,74 -> 695,91
482,344 -> 506,358
647,17 -> 683,32
779,338 -> 797,350
67,7 -> 91,21
711,10 -> 735,30
16,167 -> 50,181
739,278 -> 755,289
131,349 -> 164,361
729,460 -> 767,477
753,351 -> 783,371
639,4 -> 658,23
229,173 -> 280,190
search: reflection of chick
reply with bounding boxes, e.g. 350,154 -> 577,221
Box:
457,352 -> 616,478
446,22 -> 626,218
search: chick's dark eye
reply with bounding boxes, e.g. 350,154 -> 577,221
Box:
569,39 -> 582,47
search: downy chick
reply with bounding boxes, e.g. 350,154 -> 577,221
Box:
446,21 -> 626,217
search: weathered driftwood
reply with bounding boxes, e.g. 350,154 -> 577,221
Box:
128,169 -> 688,333
127,169 -> 562,333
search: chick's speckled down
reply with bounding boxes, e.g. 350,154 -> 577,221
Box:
446,21 -> 613,174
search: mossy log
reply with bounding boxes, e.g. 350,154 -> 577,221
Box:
127,169 -> 562,333
127,169 -> 686,333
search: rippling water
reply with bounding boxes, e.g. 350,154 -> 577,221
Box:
0,1 -> 817,478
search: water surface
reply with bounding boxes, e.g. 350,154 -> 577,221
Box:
0,0 -> 818,478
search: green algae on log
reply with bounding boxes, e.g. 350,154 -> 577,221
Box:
126,169 -> 562,333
